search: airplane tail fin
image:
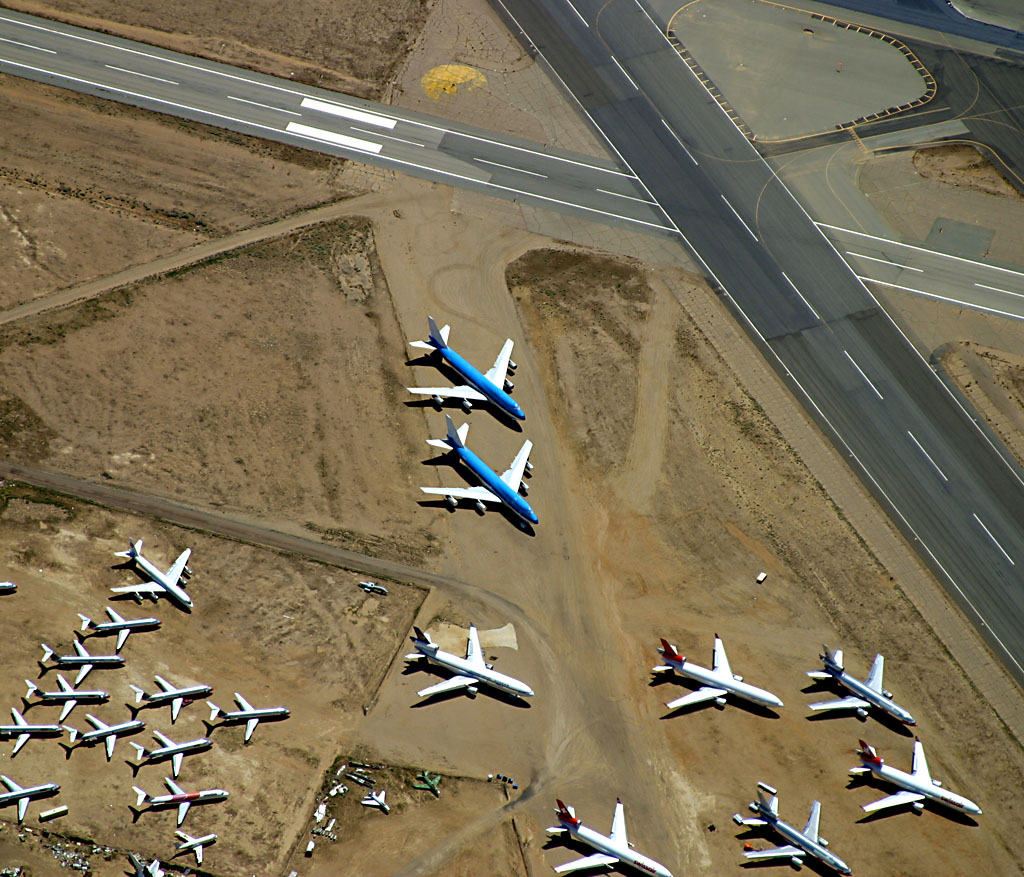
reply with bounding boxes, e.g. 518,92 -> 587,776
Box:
115,540 -> 142,560
24,680 -> 38,700
40,643 -> 54,664
64,726 -> 78,744
428,316 -> 451,348
412,626 -> 433,645
129,741 -> 147,759
132,785 -> 149,807
206,701 -> 223,722
821,644 -> 844,670
426,415 -> 468,451
77,614 -> 92,631
659,638 -> 683,662
857,740 -> 882,764
129,684 -> 146,704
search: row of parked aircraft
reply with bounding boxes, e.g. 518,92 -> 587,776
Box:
408,318 -> 538,528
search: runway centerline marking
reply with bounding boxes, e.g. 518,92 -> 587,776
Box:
476,158 -> 547,178
975,281 -> 1024,300
845,251 -> 923,273
595,187 -> 656,204
564,0 -> 589,27
661,119 -> 698,165
226,94 -> 300,116
973,513 -> 1015,565
844,350 -> 884,400
857,276 -> 1024,322
104,64 -> 177,85
0,36 -> 55,53
610,55 -> 639,90
300,97 -> 396,130
721,195 -> 757,241
782,271 -> 820,321
907,431 -> 948,482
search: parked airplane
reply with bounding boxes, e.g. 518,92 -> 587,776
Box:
546,797 -> 673,876
0,774 -> 60,822
408,316 -> 525,420
127,854 -> 164,877
111,540 -> 193,611
173,830 -> 217,866
733,782 -> 851,875
806,645 -> 916,725
40,640 -> 125,685
23,675 -> 109,721
0,581 -> 16,593
358,580 -> 389,596
361,789 -> 390,813
128,674 -> 213,722
851,739 -> 982,816
131,777 -> 228,826
421,415 -> 536,526
406,623 -> 534,700
0,708 -> 63,755
63,713 -> 145,760
653,635 -> 783,712
77,606 -> 161,651
130,730 -> 212,777
205,693 -> 290,742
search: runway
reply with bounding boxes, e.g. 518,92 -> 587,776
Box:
0,8 -> 671,237
495,0 -> 1024,683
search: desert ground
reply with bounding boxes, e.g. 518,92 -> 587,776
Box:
0,0 -> 1023,875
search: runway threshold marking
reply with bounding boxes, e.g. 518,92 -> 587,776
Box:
0,35 -> 55,53
973,513 -> 1015,566
907,431 -> 948,482
660,119 -> 697,165
226,94 -> 301,116
721,195 -> 758,241
782,271 -> 820,321
300,97 -> 396,130
845,251 -> 923,273
844,350 -> 884,400
285,122 -> 382,154
104,64 -> 178,85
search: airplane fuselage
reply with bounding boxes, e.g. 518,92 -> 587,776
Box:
135,555 -> 192,609
826,663 -> 916,725
663,657 -> 782,708
76,720 -> 145,745
30,689 -> 106,704
149,789 -> 228,808
89,618 -> 160,634
147,739 -> 212,761
454,444 -> 538,525
858,759 -> 982,815
220,707 -> 290,723
0,721 -> 61,736
49,654 -> 124,668
437,344 -> 525,420
555,819 -> 672,877
145,686 -> 211,706
0,783 -> 59,806
414,644 -> 534,698
755,808 -> 851,875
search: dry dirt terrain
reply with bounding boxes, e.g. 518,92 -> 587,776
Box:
913,144 -> 1024,201
0,487 -> 425,874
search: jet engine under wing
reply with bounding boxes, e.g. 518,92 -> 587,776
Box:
808,695 -> 870,712
553,852 -> 618,874
861,789 -> 926,813
665,687 -> 729,711
484,339 -> 514,387
500,440 -> 533,491
420,486 -> 500,504
417,675 -> 478,698
743,844 -> 803,861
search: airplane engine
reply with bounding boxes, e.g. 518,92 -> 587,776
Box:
444,495 -> 458,509
930,779 -> 942,787
819,837 -> 828,847
474,500 -> 487,514
519,482 -> 529,495
713,697 -> 726,708
912,802 -> 924,813
525,460 -> 534,471
748,803 -> 759,814
790,856 -> 803,869
882,689 -> 893,698
855,708 -> 868,719
461,399 -> 473,412
431,394 -> 443,408
732,813 -> 745,826
467,685 -> 478,696
507,359 -> 517,371
504,379 -> 514,391
182,567 -> 193,579
732,674 -> 743,681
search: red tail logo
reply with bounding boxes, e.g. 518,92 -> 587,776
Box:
659,638 -> 681,661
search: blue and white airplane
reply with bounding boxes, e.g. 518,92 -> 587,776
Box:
421,415 -> 536,526
407,316 -> 525,421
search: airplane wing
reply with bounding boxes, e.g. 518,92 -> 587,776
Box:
807,695 -> 870,712
170,697 -> 184,723
166,550 -> 191,586
609,799 -> 628,847
911,739 -> 931,781
417,675 -> 478,698
11,709 -> 26,727
1,776 -> 23,792
111,583 -> 164,597
17,797 -> 29,822
74,665 -> 94,686
866,654 -> 885,693
116,629 -> 130,651
665,686 -> 729,711
105,734 -> 117,760
484,339 -> 514,387
861,789 -> 925,813
235,693 -> 255,712
743,845 -> 803,861
176,800 -> 191,826
466,626 -> 484,668
172,752 -> 183,777
74,639 -> 91,657
407,385 -> 487,402
11,735 -> 29,756
165,777 -> 185,795
244,718 -> 260,743
553,853 -> 619,874
420,486 -> 501,503
499,440 -> 533,491
107,607 -> 126,623
712,637 -> 732,678
803,800 -> 821,841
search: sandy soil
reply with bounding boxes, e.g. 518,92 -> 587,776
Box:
0,76 -> 352,310
0,487 -> 425,875
913,144 -> 1023,201
7,0 -> 428,100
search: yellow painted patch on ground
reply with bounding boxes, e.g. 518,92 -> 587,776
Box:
422,64 -> 486,100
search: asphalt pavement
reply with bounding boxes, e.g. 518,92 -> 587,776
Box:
494,0 -> 1024,684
